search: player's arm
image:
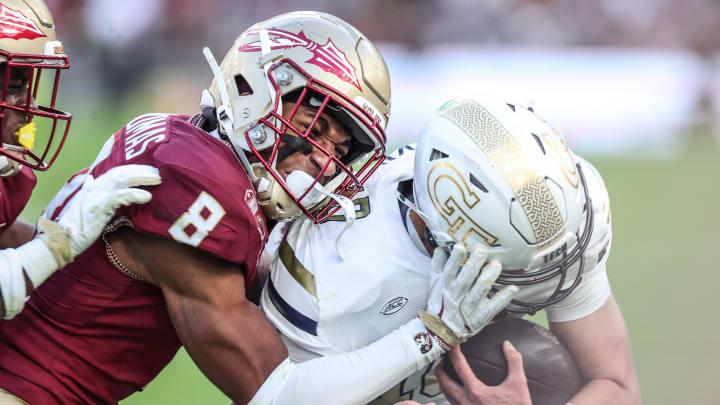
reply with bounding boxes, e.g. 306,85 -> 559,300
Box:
245,245 -> 517,405
107,229 -> 288,403
0,219 -> 35,249
549,294 -> 642,405
113,228 -> 441,405
0,165 -> 160,320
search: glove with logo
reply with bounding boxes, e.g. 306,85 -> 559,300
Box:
420,244 -> 518,352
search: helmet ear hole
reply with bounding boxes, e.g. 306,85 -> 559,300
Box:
429,148 -> 448,161
234,74 -> 253,95
531,133 -> 546,155
468,173 -> 488,193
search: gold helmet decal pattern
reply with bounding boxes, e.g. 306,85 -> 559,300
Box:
438,98 -> 564,245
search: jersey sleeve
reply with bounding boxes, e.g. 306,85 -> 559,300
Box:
0,166 -> 36,234
89,113 -> 267,281
545,156 -> 613,322
123,163 -> 264,274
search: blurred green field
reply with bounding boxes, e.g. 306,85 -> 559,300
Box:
20,100 -> 720,404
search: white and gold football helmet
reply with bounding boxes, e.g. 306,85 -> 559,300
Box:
203,11 -> 391,221
0,0 -> 71,175
413,94 -> 593,314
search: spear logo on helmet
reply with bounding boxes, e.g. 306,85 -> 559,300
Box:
0,4 -> 46,40
239,28 -> 362,90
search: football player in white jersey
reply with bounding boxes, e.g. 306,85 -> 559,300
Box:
261,94 -> 641,404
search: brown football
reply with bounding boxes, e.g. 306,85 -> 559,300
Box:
443,318 -> 584,405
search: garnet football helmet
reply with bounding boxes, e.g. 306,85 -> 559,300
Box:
413,94 -> 593,314
0,0 -> 71,176
203,11 -> 390,221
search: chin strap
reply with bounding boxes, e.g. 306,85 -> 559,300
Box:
286,170 -> 355,260
0,145 -> 25,177
394,189 -> 454,251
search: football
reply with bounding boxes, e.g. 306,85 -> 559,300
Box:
443,318 -> 584,405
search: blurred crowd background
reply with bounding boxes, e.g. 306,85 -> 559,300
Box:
45,0 -> 720,155
18,1 -> 720,404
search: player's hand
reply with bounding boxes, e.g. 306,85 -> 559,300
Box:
436,342 -> 532,405
41,164 -> 161,266
420,245 -> 518,351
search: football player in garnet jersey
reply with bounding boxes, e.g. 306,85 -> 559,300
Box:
0,0 -> 72,249
261,94 -> 641,405
0,11 -> 516,404
0,0 -> 162,323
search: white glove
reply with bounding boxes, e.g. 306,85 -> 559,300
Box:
420,244 -> 518,351
57,164 -> 162,258
3,165 -> 161,319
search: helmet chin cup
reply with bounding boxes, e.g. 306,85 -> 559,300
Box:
286,170 -> 356,260
0,145 -> 24,177
285,170 -> 325,207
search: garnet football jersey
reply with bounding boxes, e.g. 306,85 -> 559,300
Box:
0,113 -> 267,404
0,165 -> 36,234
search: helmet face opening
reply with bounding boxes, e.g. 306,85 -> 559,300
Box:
246,59 -> 386,223
0,56 -> 71,171
0,0 -> 71,173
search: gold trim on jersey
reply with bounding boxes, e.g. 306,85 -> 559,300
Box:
321,196 -> 371,222
279,239 -> 317,299
438,99 -> 564,244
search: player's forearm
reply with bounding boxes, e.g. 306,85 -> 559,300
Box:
0,238 -> 60,319
250,317 -> 443,405
570,377 -> 642,405
0,219 -> 35,249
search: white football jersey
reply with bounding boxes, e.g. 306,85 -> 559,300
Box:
260,145 -> 612,404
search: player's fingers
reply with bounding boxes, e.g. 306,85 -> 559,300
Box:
442,244 -> 467,285
465,259 -> 501,305
485,284 -> 518,315
476,259 -> 502,289
431,247 -> 448,275
448,346 -> 489,390
103,165 -> 162,188
435,359 -> 469,405
451,246 -> 486,293
108,188 -> 154,207
502,340 -> 527,382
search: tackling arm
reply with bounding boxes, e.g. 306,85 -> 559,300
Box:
113,229 -> 436,405
113,232 -> 516,405
108,229 -> 289,403
550,294 -> 642,405
0,219 -> 35,249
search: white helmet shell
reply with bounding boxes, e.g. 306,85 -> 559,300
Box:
414,94 -> 593,313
